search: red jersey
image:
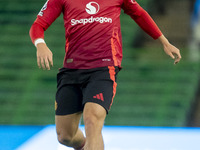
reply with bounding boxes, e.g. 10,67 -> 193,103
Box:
30,0 -> 162,69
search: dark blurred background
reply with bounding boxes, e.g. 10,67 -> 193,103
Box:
0,0 -> 200,127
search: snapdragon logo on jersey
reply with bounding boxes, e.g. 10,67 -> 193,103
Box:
85,2 -> 99,15
71,2 -> 112,26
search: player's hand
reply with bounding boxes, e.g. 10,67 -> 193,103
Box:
163,43 -> 181,64
158,35 -> 181,64
36,43 -> 53,70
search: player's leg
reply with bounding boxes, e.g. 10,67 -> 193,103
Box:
55,82 -> 85,149
83,102 -> 106,150
82,66 -> 119,150
56,113 -> 85,150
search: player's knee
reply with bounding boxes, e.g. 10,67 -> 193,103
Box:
57,131 -> 74,146
84,115 -> 98,129
84,112 -> 104,131
84,105 -> 106,126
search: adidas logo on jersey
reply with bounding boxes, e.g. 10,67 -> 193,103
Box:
93,93 -> 104,101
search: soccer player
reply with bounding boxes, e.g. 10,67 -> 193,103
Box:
29,0 -> 181,150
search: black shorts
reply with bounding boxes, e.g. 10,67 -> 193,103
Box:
55,66 -> 120,115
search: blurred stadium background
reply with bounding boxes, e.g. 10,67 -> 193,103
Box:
1,0 -> 200,149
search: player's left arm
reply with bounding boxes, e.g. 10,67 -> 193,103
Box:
158,35 -> 181,64
122,0 -> 181,64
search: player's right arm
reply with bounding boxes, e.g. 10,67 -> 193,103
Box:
29,0 -> 63,70
36,42 -> 53,70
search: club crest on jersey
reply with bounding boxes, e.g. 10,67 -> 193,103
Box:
85,2 -> 100,15
38,0 -> 49,16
